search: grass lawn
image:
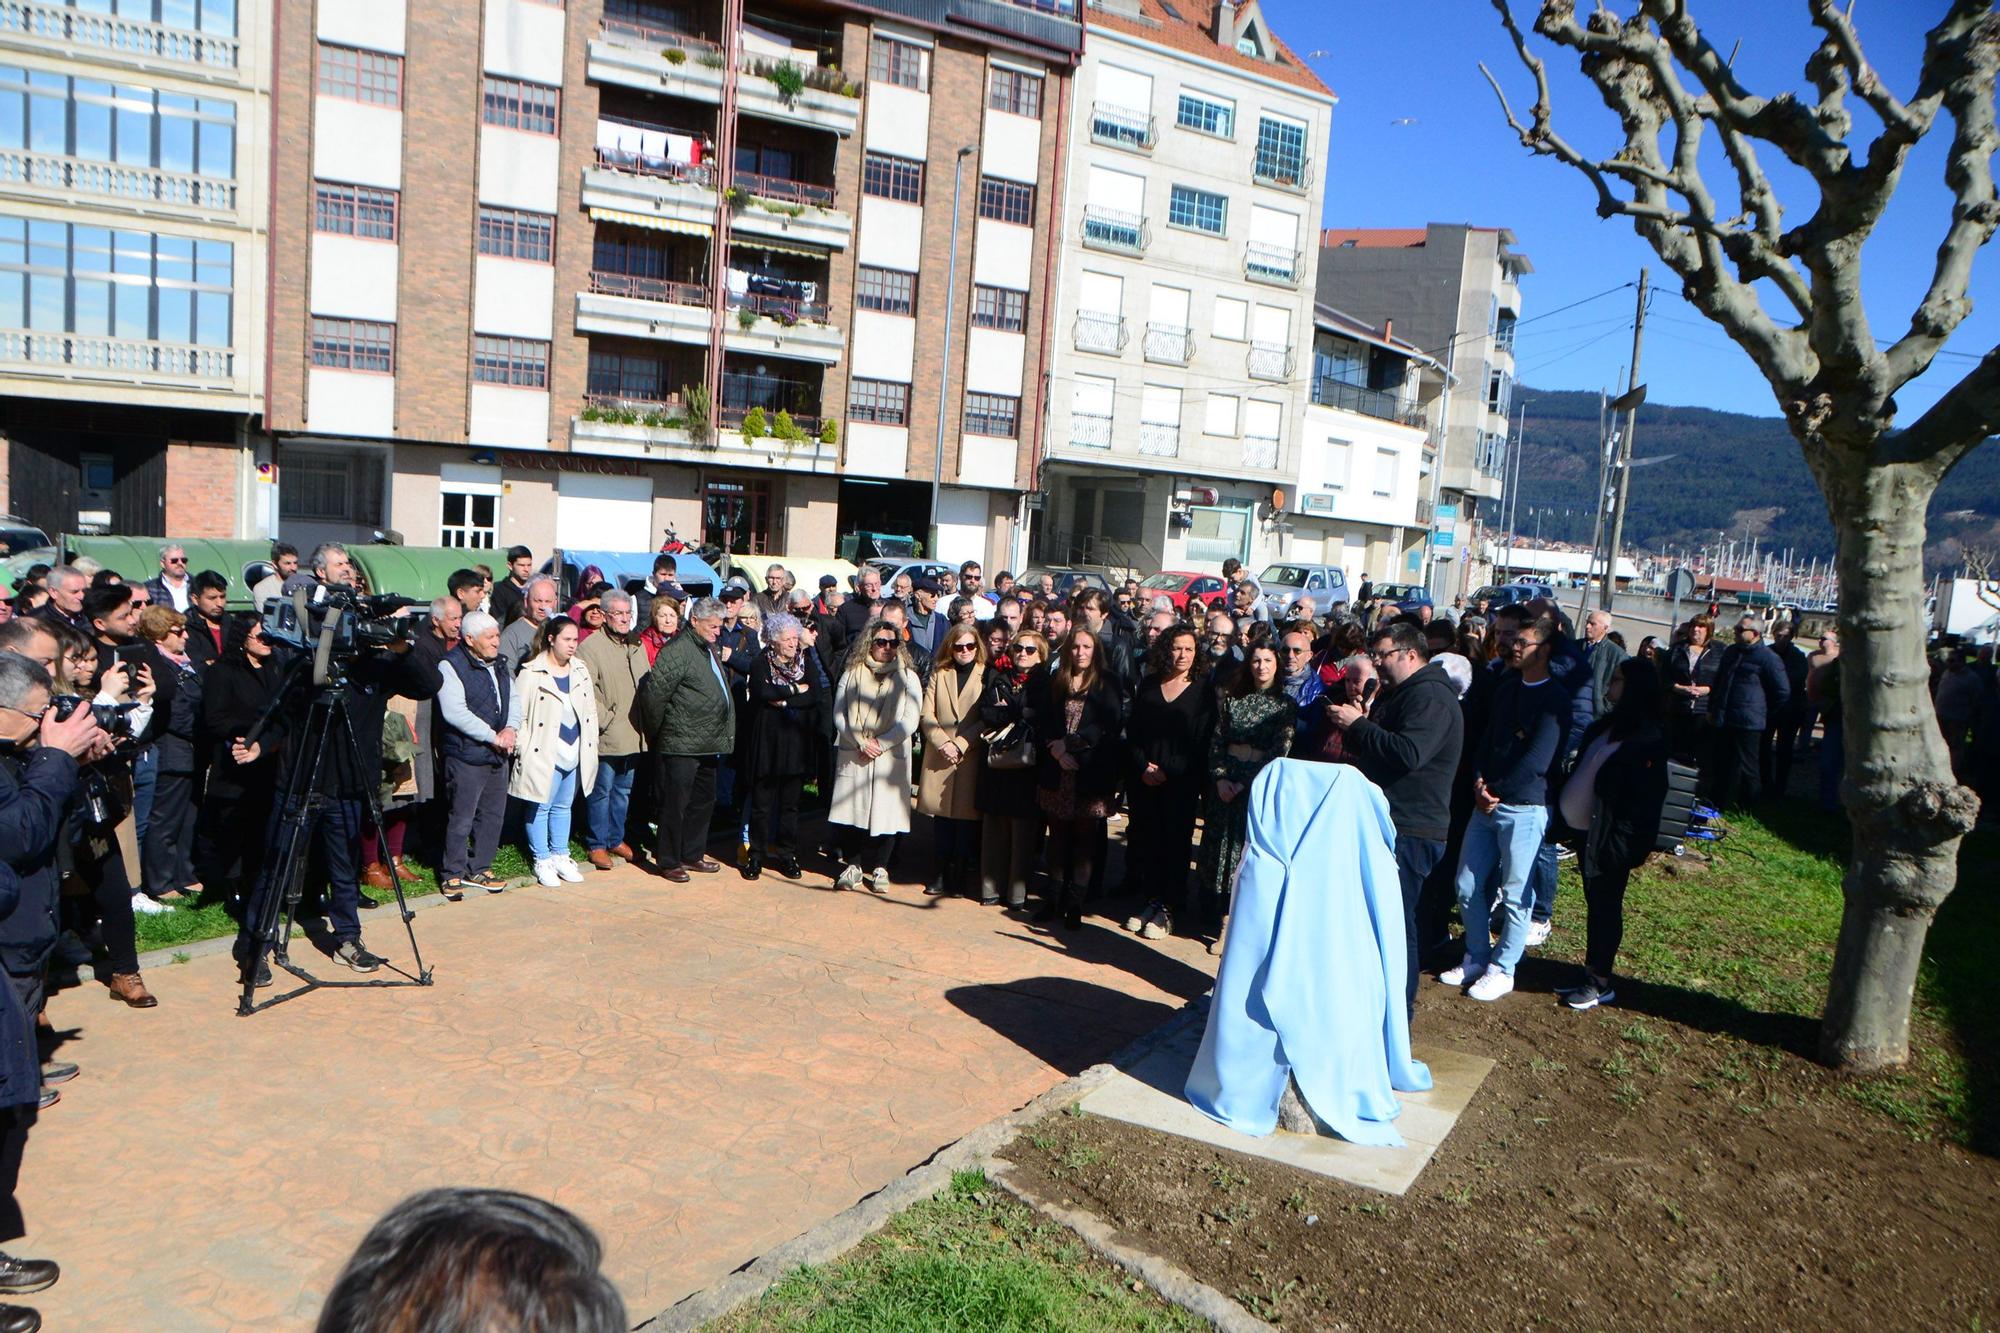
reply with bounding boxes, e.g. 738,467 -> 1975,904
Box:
708,1169 -> 1203,1333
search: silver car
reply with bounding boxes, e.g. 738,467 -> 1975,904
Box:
1256,563 -> 1350,617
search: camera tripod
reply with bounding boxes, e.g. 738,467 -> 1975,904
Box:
236,653 -> 433,1016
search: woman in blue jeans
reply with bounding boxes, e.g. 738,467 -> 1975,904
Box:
508,618 -> 599,888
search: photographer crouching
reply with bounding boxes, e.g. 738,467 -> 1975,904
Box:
232,544 -> 438,989
0,650 -> 114,1330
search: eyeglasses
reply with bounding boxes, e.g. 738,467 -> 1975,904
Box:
1014,645 -> 1040,656
165,556 -> 187,565
1283,645 -> 1312,656
871,637 -> 898,649
952,641 -> 978,653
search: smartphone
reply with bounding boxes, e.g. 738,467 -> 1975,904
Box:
1361,678 -> 1379,703
111,643 -> 150,668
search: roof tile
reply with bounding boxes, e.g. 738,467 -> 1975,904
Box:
1087,0 -> 1334,98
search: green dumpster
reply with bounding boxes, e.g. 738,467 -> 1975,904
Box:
61,536 -> 499,609
349,546 -> 502,604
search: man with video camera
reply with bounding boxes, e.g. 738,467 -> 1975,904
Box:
232,544 -> 437,986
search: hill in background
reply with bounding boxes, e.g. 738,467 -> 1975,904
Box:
1508,387 -> 2000,571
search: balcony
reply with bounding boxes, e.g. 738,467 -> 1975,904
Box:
1071,311 -> 1126,356
0,331 -> 234,385
1311,376 -> 1424,426
1142,322 -> 1192,365
729,177 -> 853,252
1089,103 -> 1155,153
1137,421 -> 1179,458
589,35 -> 862,138
571,393 -> 836,473
0,0 -> 239,75
1080,205 -> 1147,255
1243,241 -> 1300,287
1068,411 -> 1113,450
582,145 -> 718,232
1246,341 -> 1294,380
1243,435 -> 1279,470
0,148 -> 235,216
597,13 -> 722,58
724,297 -> 844,366
575,272 -> 715,347
1252,154 -> 1313,194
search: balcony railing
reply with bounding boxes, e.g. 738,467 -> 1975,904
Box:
589,270 -> 711,306
1069,411 -> 1113,449
1080,205 -> 1147,254
1251,154 -> 1313,193
1247,341 -> 1294,380
1416,496 -> 1434,525
736,170 -> 834,208
0,330 -> 233,381
1311,376 -> 1410,423
1137,421 -> 1179,458
598,14 -> 722,56
581,391 -> 690,426
1243,435 -> 1279,470
1089,103 -> 1155,152
718,403 -> 822,434
1142,322 -> 1192,365
593,140 -> 714,187
1244,241 -> 1300,286
0,0 -> 238,70
1072,311 -> 1126,355
730,288 -> 831,325
0,148 -> 235,211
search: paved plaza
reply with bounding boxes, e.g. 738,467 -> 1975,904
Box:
20,855 -> 1218,1328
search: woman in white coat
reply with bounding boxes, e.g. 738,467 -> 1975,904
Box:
509,616 -> 599,887
829,615 -> 922,894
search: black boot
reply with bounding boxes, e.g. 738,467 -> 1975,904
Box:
1062,884 -> 1084,931
924,867 -> 950,897
1031,882 -> 1064,923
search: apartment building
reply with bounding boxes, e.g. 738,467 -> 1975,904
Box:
263,0 -> 1080,567
1286,304 -> 1442,592
0,0 -> 271,539
1034,0 -> 1332,579
1315,222 -> 1530,599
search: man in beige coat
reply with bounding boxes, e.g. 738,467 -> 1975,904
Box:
575,590 -> 650,869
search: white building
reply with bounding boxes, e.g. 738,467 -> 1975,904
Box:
1034,0 -> 1334,579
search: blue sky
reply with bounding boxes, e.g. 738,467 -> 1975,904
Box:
1272,0 -> 1996,422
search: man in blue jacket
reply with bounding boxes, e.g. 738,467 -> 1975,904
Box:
1705,614 -> 1791,807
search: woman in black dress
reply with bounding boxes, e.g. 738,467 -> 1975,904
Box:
1032,629 -> 1124,930
742,612 -> 822,880
1122,624 -> 1212,939
975,631 -> 1048,910
197,613 -> 286,912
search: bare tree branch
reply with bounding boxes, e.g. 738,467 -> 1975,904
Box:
1883,344 -> 2000,475
1807,0 -> 1922,141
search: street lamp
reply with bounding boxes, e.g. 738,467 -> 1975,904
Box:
928,145 -> 977,562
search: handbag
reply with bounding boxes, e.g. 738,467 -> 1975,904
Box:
982,722 -> 1036,771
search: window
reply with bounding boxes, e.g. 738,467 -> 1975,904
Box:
440,489 -> 499,548
310,316 -> 395,373
0,66 -> 237,180
868,35 -> 926,91
1253,114 -> 1308,186
314,182 -> 398,240
856,266 -> 916,315
1324,437 -> 1351,489
1168,184 -> 1226,235
477,207 -> 554,262
473,335 -> 550,388
849,378 -> 910,426
964,392 -> 1019,438
318,44 -> 402,108
987,67 -> 1042,118
1373,448 -> 1398,498
1487,367 -> 1513,417
1175,91 -> 1234,137
972,284 -> 1026,333
0,216 -> 234,347
977,177 -> 1034,226
588,348 -> 668,400
482,76 -> 559,135
1212,296 -> 1248,341
1203,393 -> 1238,436
281,447 -> 385,526
861,152 -> 923,203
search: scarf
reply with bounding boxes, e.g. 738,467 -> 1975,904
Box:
767,646 -> 804,687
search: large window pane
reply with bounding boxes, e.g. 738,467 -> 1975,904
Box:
194,290 -> 228,345
114,280 -> 148,338
27,273 -> 62,329
72,97 -> 111,161
159,113 -> 195,174
73,280 -> 110,335
29,89 -> 66,156
156,285 -> 190,341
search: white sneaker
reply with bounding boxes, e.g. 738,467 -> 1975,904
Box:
553,856 -> 584,884
130,892 -> 168,916
1467,970 -> 1516,1002
1525,919 -> 1553,947
866,868 -> 890,895
1123,908 -> 1147,932
533,857 -> 561,888
835,864 -> 863,891
1140,906 -> 1172,941
1438,961 -> 1484,987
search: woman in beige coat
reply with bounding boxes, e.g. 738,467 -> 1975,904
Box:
508,618 -> 599,888
918,623 -> 988,899
829,615 -> 922,895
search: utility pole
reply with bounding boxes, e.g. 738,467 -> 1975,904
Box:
1577,386 -> 1611,621
1599,268 -> 1648,611
1500,397 -> 1526,581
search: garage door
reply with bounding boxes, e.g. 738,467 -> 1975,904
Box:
557,472 -> 652,553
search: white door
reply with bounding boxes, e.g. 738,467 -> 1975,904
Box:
557,472 -> 653,553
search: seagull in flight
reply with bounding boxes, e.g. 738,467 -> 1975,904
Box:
1389,117 -> 1418,126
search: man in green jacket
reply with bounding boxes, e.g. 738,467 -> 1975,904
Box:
577,590 -> 650,870
640,597 -> 734,883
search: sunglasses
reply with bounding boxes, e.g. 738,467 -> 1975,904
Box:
1015,645 -> 1040,656
165,556 -> 187,564
871,637 -> 898,648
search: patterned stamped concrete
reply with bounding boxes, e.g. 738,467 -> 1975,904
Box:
20,858 -> 1218,1328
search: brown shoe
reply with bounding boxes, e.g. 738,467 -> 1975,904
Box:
612,842 -> 635,861
108,972 -> 158,1009
392,859 -> 421,883
660,865 -> 691,884
360,862 -> 394,891
588,849 -> 613,871
684,858 -> 721,875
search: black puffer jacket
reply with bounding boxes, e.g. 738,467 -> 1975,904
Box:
1555,717 -> 1669,877
1340,659 -> 1465,842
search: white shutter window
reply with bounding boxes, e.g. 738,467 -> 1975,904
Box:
1374,448 -> 1398,496
1149,284 -> 1190,325
1251,303 -> 1290,345
1071,373 -> 1116,416
1096,64 -> 1153,115
1078,270 -> 1124,317
1325,437 -> 1351,489
1243,399 -> 1282,439
1086,164 -> 1146,213
1213,296 -> 1248,341
1204,393 -> 1239,436
1141,382 -> 1181,424
1249,204 -> 1299,247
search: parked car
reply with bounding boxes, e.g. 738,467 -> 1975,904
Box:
868,559 -> 956,592
1468,581 -> 1555,609
1370,582 -> 1434,612
0,517 -> 50,559
1019,566 -> 1113,601
1255,563 -> 1350,618
1136,570 -> 1229,613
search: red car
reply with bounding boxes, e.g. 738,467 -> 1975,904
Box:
1138,571 -> 1230,612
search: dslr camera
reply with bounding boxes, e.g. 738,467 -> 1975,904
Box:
51,693 -> 140,739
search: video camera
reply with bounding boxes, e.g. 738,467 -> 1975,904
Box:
51,693 -> 140,739
262,584 -> 421,657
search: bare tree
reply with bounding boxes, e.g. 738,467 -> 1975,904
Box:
1482,0 -> 1996,1071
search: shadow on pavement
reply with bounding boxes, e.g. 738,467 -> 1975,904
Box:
946,975 -> 1182,1076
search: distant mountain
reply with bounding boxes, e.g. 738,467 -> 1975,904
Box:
1508,387 -> 2000,572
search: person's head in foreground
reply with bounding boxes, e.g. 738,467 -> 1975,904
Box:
317,1187 -> 625,1333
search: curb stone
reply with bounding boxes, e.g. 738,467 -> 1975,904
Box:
640,1000 -> 1252,1332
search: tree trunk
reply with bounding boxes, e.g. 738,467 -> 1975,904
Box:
1817,462 -> 1982,1071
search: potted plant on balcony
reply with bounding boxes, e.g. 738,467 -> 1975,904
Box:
772,410 -> 808,451
819,418 -> 839,446
736,307 -> 758,332
662,47 -> 687,65
741,406 -> 769,441
683,382 -> 712,444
